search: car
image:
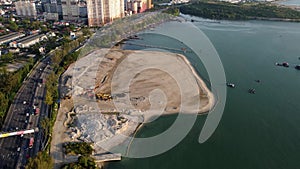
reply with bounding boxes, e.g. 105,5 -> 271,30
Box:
17,147 -> 21,152
23,101 -> 26,105
26,113 -> 29,117
25,120 -> 28,123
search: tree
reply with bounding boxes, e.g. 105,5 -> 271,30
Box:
82,28 -> 92,36
45,90 -> 53,105
8,21 -> 18,31
61,156 -> 97,169
1,52 -> 13,62
25,152 -> 53,169
41,118 -> 51,137
0,92 -> 8,124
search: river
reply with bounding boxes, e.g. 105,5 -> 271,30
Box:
106,16 -> 300,169
277,0 -> 300,6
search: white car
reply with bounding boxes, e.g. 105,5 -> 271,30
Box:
23,101 -> 26,105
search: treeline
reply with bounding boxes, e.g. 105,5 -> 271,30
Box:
163,7 -> 180,16
61,155 -> 97,169
88,12 -> 174,48
0,59 -> 34,127
64,142 -> 93,156
25,152 -> 53,169
62,142 -> 97,169
180,1 -> 300,20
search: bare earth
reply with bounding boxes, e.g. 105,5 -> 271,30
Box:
50,49 -> 215,168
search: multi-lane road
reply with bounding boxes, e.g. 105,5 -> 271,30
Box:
0,56 -> 52,169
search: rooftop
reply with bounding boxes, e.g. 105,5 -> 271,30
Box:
0,32 -> 24,42
17,34 -> 45,44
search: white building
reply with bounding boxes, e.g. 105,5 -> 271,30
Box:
15,1 -> 37,18
87,0 -> 124,27
9,34 -> 47,48
0,32 -> 25,45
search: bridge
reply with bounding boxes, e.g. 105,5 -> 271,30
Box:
0,128 -> 38,139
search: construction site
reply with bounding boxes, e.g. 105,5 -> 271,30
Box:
50,49 -> 214,168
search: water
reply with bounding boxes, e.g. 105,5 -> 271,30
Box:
277,0 -> 300,6
106,18 -> 300,169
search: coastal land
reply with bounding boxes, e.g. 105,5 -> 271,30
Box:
179,1 -> 300,22
50,49 -> 214,168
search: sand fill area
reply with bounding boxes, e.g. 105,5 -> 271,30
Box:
57,49 -> 215,154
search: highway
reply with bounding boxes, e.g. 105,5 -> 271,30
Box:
0,56 -> 52,169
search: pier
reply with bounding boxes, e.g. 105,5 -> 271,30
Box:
93,153 -> 121,162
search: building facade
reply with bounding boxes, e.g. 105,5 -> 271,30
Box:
61,0 -> 79,21
15,1 -> 37,18
126,0 -> 152,14
87,0 -> 124,27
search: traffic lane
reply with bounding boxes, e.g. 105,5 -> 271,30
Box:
16,61 -> 50,165
0,137 -> 22,169
0,86 -> 39,166
0,58 -> 51,168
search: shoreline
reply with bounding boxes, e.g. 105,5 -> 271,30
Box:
124,52 -> 215,156
97,50 -> 215,157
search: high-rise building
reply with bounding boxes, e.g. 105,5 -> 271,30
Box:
126,0 -> 152,14
87,0 -> 124,27
15,1 -> 37,18
61,0 -> 79,21
42,0 -> 62,20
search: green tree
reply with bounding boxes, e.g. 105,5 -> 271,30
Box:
41,117 -> 51,137
1,52 -> 13,62
25,152 -> 53,169
45,90 -> 53,105
8,21 -> 18,31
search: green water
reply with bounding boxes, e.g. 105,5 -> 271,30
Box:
107,18 -> 300,169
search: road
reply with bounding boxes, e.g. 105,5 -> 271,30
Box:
0,56 -> 52,169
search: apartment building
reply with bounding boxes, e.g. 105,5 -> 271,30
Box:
87,0 -> 124,27
15,1 -> 37,18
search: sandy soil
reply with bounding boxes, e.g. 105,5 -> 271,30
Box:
94,50 -> 215,122
50,49 -> 215,167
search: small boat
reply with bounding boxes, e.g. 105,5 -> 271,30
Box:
282,62 -> 289,67
295,65 -> 300,70
276,62 -> 289,68
248,88 -> 256,94
255,80 -> 261,83
226,83 -> 235,88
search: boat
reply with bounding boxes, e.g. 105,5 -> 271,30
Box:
248,88 -> 256,94
275,62 -> 289,68
282,62 -> 289,67
255,80 -> 261,83
295,65 -> 300,70
226,83 -> 235,88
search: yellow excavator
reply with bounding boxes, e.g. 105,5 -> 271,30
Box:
96,93 -> 112,101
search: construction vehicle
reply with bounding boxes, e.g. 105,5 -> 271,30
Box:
96,93 -> 112,101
